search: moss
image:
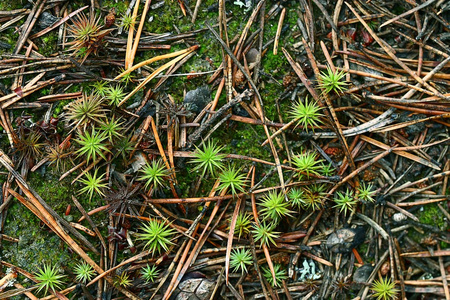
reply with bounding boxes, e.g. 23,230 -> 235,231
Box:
102,0 -> 128,13
0,0 -> 23,10
40,32 -> 59,56
416,204 -> 446,230
262,51 -> 288,74
2,200 -> 73,275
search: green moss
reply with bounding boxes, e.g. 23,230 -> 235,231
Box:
40,32 -> 59,56
416,204 -> 446,230
262,51 -> 288,74
0,0 -> 23,10
102,0 -> 128,13
2,201 -> 72,274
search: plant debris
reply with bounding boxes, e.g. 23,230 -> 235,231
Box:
0,0 -> 449,299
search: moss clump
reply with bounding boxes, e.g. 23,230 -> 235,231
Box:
2,201 -> 72,273
416,204 -> 446,230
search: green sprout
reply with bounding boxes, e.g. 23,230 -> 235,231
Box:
301,184 -> 327,211
66,93 -> 107,127
262,264 -> 288,287
139,160 -> 170,190
74,262 -> 96,283
137,218 -> 175,255
115,134 -> 135,160
100,116 -> 123,143
105,85 -> 126,106
190,140 -> 226,177
34,264 -> 65,295
79,169 -> 108,201
75,129 -> 110,163
114,272 -> 132,287
46,143 -> 73,173
371,277 -> 399,300
291,151 -> 323,179
120,14 -> 137,30
230,248 -> 253,273
259,191 -> 293,223
67,13 -> 110,62
119,67 -> 134,85
317,66 -> 348,95
141,265 -> 159,282
15,130 -> 43,161
233,212 -> 252,239
289,97 -> 323,132
252,222 -> 279,247
288,188 -> 305,208
334,189 -> 358,215
91,81 -> 108,96
357,182 -> 376,203
217,166 -> 247,196
321,163 -> 335,177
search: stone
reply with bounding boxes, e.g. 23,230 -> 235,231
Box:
353,264 -> 374,284
37,12 -> 59,30
183,86 -> 210,114
326,227 -> 365,253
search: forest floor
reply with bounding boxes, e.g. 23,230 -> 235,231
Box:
0,0 -> 449,299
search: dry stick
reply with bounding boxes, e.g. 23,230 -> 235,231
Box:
359,135 -> 440,170
392,238 -> 406,300
273,8 -> 286,55
345,2 -> 448,101
125,0 -> 141,69
401,249 -> 450,258
385,201 -> 419,222
396,198 -> 449,207
0,58 -> 72,76
249,167 -> 277,288
10,185 -> 140,300
414,11 -> 423,77
0,14 -> 27,33
380,0 -> 438,28
394,29 -> 449,59
304,39 -> 356,171
0,151 -> 99,254
162,180 -> 221,299
284,52 -> 396,139
72,196 -> 107,252
167,195 -> 228,298
13,42 -> 32,89
3,75 -> 65,109
129,0 -> 152,67
232,0 -> 264,88
317,64 -> 438,98
149,116 -> 179,198
149,240 -> 189,300
87,250 -> 150,286
117,46 -> 197,80
0,72 -> 54,101
225,190 -> 243,284
13,0 -> 46,54
207,23 -> 289,197
191,0 -> 201,23
332,0 -> 344,52
437,244 -> 450,300
186,89 -> 253,146
0,109 -> 16,148
356,213 -> 388,239
388,170 -> 450,196
403,54 -> 450,99
14,183 -> 99,254
328,148 -> 393,195
29,5 -> 88,39
118,49 -> 197,106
